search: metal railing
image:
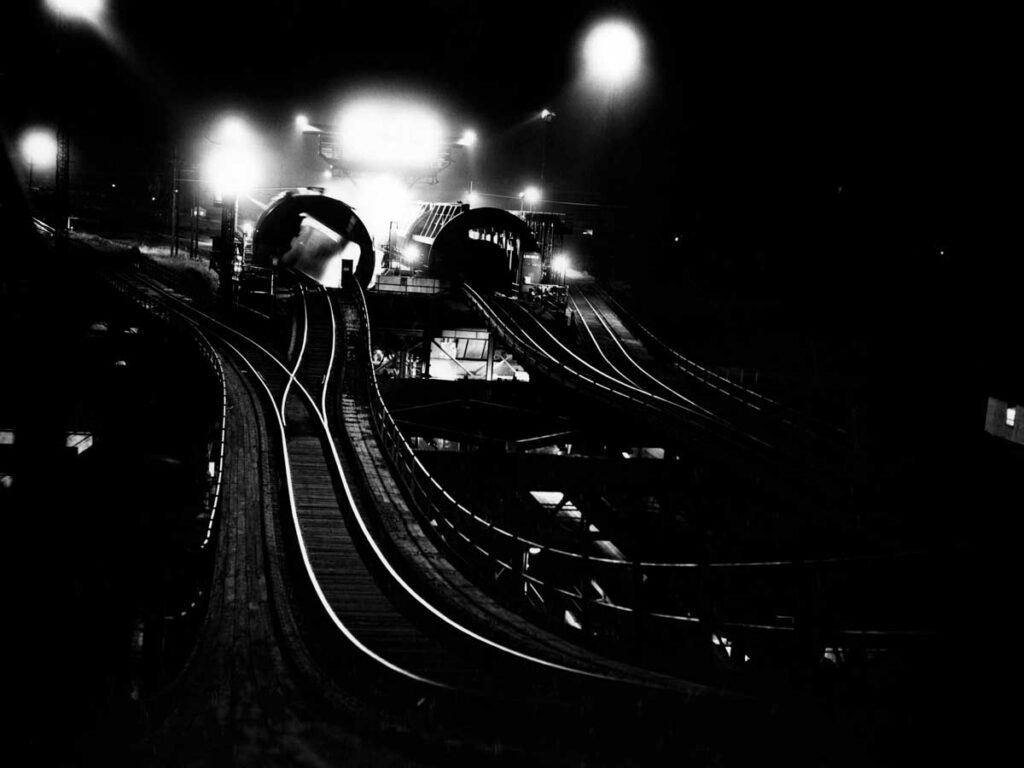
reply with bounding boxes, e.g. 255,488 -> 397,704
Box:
593,283 -> 850,444
101,267 -> 228,620
351,282 -> 939,662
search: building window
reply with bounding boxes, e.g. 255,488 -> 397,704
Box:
1008,407 -> 1017,428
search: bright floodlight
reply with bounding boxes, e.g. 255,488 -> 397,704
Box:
467,190 -> 481,207
584,19 -> 642,86
552,254 -> 569,274
205,116 -> 259,198
540,109 -> 556,121
21,129 -> 57,167
46,0 -> 104,22
403,244 -> 422,262
295,114 -> 310,131
338,99 -> 445,170
458,129 -> 478,147
523,186 -> 541,205
207,146 -> 258,198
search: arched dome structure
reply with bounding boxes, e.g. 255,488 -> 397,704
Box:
253,189 -> 376,288
410,206 -> 540,288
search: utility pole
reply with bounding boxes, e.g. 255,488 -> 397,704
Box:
170,151 -> 179,257
53,7 -> 71,250
540,109 -> 556,188
190,188 -> 199,259
218,193 -> 237,303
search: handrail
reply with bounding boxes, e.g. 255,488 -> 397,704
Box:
351,281 -> 938,652
99,268 -> 228,624
592,283 -> 850,443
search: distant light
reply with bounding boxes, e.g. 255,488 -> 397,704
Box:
295,114 -> 310,131
323,169 -> 333,179
583,19 -> 642,86
674,236 -> 679,243
523,186 -> 541,205
111,183 -> 116,188
467,190 -> 481,207
540,109 -> 556,121
151,196 -> 156,201
403,244 -> 422,262
457,129 -> 478,147
1008,408 -> 1017,428
241,220 -> 254,238
338,98 -> 445,170
46,0 -> 104,23
552,254 -> 569,274
20,129 -> 57,167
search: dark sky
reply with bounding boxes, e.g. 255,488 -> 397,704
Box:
4,1 -> 1016,254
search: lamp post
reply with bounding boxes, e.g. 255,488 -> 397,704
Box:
205,116 -> 259,304
582,19 -> 643,200
539,109 -> 556,188
45,1 -> 107,244
21,129 -> 57,193
523,185 -> 541,212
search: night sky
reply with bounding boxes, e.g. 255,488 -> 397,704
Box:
7,2 -> 1015,215
3,1 -> 1018,378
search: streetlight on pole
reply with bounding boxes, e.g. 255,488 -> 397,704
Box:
21,129 -> 57,192
523,185 -> 541,212
45,1 -> 107,243
205,116 -> 260,304
581,18 -> 643,208
539,109 -> 556,188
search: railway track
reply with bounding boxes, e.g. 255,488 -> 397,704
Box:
109,265 -> 807,764
567,282 -> 854,476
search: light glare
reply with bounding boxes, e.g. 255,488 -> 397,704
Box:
21,129 -> 57,167
523,186 -> 541,205
206,145 -> 258,198
584,19 -> 642,86
205,116 -> 260,198
338,99 -> 445,170
46,0 -> 104,22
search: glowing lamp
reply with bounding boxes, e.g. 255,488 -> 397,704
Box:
584,19 -> 642,86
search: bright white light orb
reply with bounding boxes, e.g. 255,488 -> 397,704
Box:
295,114 -> 310,131
206,145 -> 258,198
338,99 -> 445,170
552,254 -> 569,274
584,19 -> 642,86
21,129 -> 57,167
403,244 -> 422,262
523,186 -> 541,205
458,129 -> 477,147
46,0 -> 104,22
467,190 -> 481,207
205,116 -> 260,198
